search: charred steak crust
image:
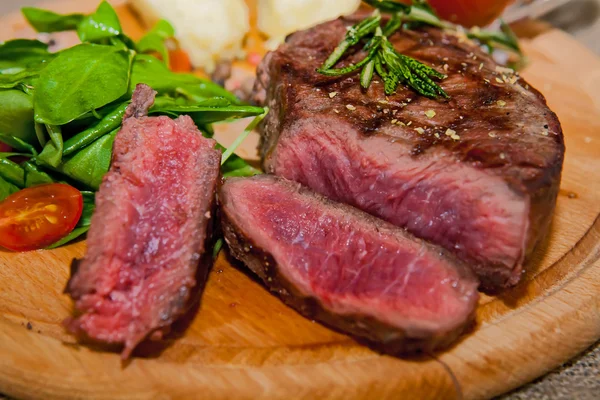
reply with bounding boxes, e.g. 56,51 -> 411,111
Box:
252,16 -> 565,291
219,175 -> 479,354
124,83 -> 157,120
66,84 -> 221,358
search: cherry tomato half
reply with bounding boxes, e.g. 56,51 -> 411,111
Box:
427,0 -> 513,27
0,183 -> 83,252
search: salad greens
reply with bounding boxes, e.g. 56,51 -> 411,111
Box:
34,44 -> 134,125
0,90 -> 37,143
0,1 -> 266,248
137,20 -> 175,66
0,39 -> 54,72
76,1 -> 122,43
21,8 -> 84,33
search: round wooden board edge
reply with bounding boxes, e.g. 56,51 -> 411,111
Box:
0,239 -> 598,400
1,1 -> 600,399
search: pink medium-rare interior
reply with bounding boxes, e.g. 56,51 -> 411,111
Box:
223,176 -> 478,335
69,115 -> 219,355
272,118 -> 530,280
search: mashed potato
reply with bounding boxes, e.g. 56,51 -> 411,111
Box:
131,0 -> 249,72
257,0 -> 361,48
131,0 -> 361,71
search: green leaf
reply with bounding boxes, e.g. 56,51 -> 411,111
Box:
0,157 -> 25,187
63,101 -> 128,155
21,8 -> 84,33
55,128 -> 117,190
78,191 -> 95,226
22,161 -> 53,187
0,152 -> 29,158
129,54 -> 239,103
212,238 -> 224,259
37,125 -> 63,168
137,19 -> 175,65
0,39 -> 54,73
117,35 -> 138,51
0,176 -> 20,202
198,123 -> 215,138
0,67 -> 43,89
34,43 -> 134,125
467,21 -> 521,54
77,1 -> 122,43
0,90 -> 37,145
34,122 -> 47,147
0,133 -> 38,155
46,226 -> 90,249
220,152 -> 261,178
216,109 -> 267,178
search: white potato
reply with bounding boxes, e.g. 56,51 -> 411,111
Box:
130,0 -> 250,72
257,0 -> 361,48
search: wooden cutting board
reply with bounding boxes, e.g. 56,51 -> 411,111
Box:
1,1 -> 599,399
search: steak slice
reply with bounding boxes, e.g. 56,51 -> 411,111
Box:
252,17 -> 565,292
66,84 -> 221,358
220,175 -> 479,353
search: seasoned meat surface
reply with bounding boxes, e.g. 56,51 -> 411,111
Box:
220,175 -> 479,353
252,17 -> 564,291
66,84 -> 221,358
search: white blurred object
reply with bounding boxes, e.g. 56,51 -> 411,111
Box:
257,0 -> 361,49
130,0 -> 249,72
504,0 -> 572,23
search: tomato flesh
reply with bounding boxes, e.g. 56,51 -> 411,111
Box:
427,0 -> 513,27
398,0 -> 513,27
0,184 -> 83,251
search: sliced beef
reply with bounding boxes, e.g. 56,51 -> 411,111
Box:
66,84 -> 221,358
220,175 -> 479,353
252,17 -> 565,292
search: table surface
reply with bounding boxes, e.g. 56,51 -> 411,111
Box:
0,1 -> 599,399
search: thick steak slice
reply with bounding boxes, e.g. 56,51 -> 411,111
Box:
66,84 -> 221,358
253,17 -> 565,292
220,175 -> 479,353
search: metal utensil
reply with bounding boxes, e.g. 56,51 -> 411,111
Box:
504,0 -> 572,23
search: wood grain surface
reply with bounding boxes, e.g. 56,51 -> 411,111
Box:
0,1 -> 599,399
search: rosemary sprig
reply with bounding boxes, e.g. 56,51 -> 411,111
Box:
317,0 -> 523,98
318,9 -> 447,97
378,37 -> 448,98
320,15 -> 382,71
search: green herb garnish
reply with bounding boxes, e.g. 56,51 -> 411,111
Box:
318,0 -> 523,97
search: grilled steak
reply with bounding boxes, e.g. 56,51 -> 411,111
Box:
66,84 -> 221,358
220,175 -> 479,353
253,17 -> 565,292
